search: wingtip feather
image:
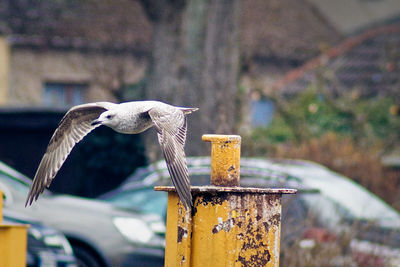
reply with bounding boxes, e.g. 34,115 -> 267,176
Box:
180,107 -> 199,114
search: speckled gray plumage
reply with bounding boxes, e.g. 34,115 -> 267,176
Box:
25,100 -> 198,209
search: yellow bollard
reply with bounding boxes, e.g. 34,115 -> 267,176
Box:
163,193 -> 192,267
156,134 -> 296,267
0,191 -> 28,267
202,134 -> 241,186
0,191 -> 2,225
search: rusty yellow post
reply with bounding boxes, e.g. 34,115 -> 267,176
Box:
156,134 -> 296,267
163,193 -> 192,267
0,191 -> 28,267
202,134 -> 241,186
0,191 -> 2,224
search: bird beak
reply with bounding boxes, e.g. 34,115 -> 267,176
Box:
91,119 -> 102,126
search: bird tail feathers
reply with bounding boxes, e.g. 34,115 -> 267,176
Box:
179,107 -> 199,114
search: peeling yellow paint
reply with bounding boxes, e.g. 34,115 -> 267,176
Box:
164,192 -> 192,267
202,134 -> 241,187
0,191 -> 28,267
190,193 -> 282,267
164,191 -> 283,267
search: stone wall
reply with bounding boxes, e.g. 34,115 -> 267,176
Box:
4,44 -> 146,106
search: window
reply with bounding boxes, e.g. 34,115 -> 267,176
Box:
251,98 -> 275,126
43,82 -> 87,108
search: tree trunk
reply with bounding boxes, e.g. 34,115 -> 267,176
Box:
140,0 -> 240,157
197,0 -> 240,137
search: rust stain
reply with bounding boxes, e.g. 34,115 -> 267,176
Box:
177,226 -> 187,243
255,233 -> 262,241
262,214 -> 281,232
189,192 -> 284,266
155,185 -> 297,194
234,214 -> 273,267
211,175 -> 239,187
237,194 -> 281,266
237,250 -> 271,267
220,140 -> 231,148
212,218 -> 236,234
191,205 -> 198,216
180,256 -> 185,265
195,192 -> 229,206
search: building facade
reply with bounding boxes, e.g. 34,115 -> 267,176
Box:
0,36 -> 147,108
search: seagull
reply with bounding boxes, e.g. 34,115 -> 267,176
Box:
25,100 -> 198,209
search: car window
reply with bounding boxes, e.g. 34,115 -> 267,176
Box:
0,172 -> 30,194
189,174 -> 211,186
104,188 -> 167,217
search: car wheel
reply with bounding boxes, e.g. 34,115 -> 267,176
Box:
72,245 -> 102,267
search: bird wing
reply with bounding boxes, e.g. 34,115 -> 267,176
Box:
148,107 -> 192,209
25,102 -> 111,206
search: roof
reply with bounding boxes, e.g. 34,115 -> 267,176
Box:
1,0 -> 341,62
0,0 -> 151,52
308,0 -> 400,35
270,24 -> 400,96
6,34 -> 149,55
240,0 -> 342,62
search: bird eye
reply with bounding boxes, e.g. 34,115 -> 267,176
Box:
106,114 -> 113,119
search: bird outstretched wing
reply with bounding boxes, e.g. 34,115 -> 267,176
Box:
25,102 -> 113,206
148,107 -> 193,209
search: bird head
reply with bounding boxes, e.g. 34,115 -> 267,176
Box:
91,110 -> 118,127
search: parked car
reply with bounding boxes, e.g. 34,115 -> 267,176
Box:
3,209 -> 77,267
99,157 -> 400,266
0,161 -> 165,267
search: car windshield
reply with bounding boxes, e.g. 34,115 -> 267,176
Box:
280,163 -> 400,229
0,172 -> 30,195
104,188 -> 167,217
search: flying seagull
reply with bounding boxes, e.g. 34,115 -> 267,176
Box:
25,100 -> 198,209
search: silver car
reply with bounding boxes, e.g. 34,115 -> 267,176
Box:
99,157 -> 400,266
0,161 -> 165,267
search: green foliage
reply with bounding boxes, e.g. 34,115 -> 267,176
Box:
243,76 -> 400,212
359,97 -> 399,139
253,88 -> 400,146
251,115 -> 294,144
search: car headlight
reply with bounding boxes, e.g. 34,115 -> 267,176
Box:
113,217 -> 154,244
143,213 -> 166,234
29,227 -> 74,255
149,220 -> 166,234
43,235 -> 74,255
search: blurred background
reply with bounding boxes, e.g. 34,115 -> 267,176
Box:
0,0 -> 399,207
0,0 -> 400,266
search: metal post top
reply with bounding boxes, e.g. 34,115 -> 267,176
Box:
154,185 -> 297,194
202,134 -> 241,143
